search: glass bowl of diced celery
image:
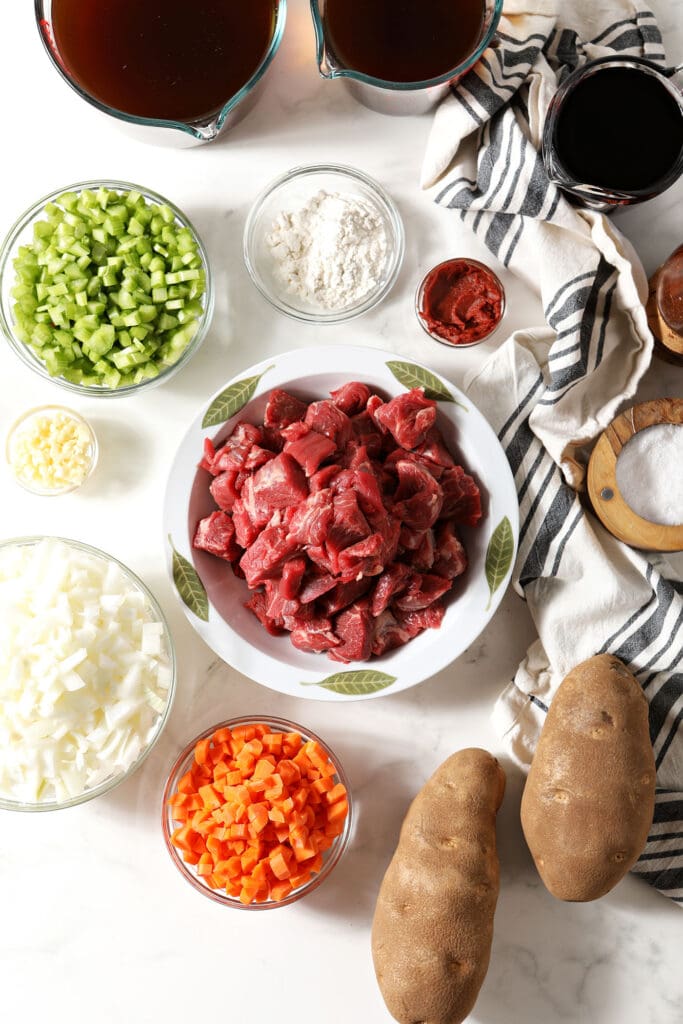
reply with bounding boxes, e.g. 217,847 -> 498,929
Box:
0,181 -> 214,397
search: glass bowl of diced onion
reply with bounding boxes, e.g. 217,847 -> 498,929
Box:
162,716 -> 352,909
0,536 -> 176,811
0,180 -> 214,398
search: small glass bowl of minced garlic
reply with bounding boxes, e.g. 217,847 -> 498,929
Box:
6,405 -> 98,496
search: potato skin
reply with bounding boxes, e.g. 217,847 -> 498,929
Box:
521,654 -> 655,902
371,748 -> 506,1024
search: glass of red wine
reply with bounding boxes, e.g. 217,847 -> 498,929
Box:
543,56 -> 683,208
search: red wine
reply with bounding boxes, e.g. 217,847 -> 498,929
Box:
323,0 -> 486,84
553,67 -> 683,192
51,0 -> 277,122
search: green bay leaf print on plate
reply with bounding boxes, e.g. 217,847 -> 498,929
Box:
485,516 -> 515,610
202,365 -> 275,428
302,670 -> 397,696
169,535 -> 209,621
386,360 -> 467,409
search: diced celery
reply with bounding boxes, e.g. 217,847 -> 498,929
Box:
9,184 -> 206,388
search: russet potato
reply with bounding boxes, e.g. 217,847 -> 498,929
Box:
371,748 -> 505,1024
521,653 -> 655,901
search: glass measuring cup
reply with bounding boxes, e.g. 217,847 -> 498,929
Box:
35,0 -> 287,142
310,0 -> 503,116
543,55 -> 683,208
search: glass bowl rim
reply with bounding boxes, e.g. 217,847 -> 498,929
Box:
162,714 -> 353,909
0,534 -> 177,812
0,179 -> 215,398
414,256 -> 506,348
6,403 -> 99,496
242,162 -> 405,325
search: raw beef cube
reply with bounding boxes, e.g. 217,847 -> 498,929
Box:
232,497 -> 263,549
336,532 -> 386,579
371,610 -> 412,656
193,511 -> 240,562
279,421 -> 309,443
392,458 -> 444,530
328,601 -> 373,663
210,469 -> 243,511
280,556 -> 307,600
326,491 -> 371,567
433,521 -> 468,579
366,394 -> 385,421
264,389 -> 308,429
299,570 -> 338,605
239,526 -> 300,587
371,562 -> 412,616
439,466 -> 482,526
264,579 -> 300,620
330,381 -> 371,415
284,428 -> 336,477
373,389 -> 437,450
393,573 -> 452,612
288,490 -> 335,547
244,446 -> 276,472
410,529 -> 436,571
414,427 -> 456,469
291,617 -> 340,654
245,592 -> 285,636
304,400 -> 352,450
242,453 -> 309,523
310,465 -> 341,492
319,577 -> 373,616
199,437 -> 217,474
350,411 -> 384,458
395,601 -> 446,635
306,545 -> 336,574
262,426 -> 285,453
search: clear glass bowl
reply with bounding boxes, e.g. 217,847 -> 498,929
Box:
0,180 -> 214,398
243,164 -> 405,324
162,715 -> 353,908
6,404 -> 98,495
0,536 -> 176,812
415,257 -> 506,348
36,0 -> 287,142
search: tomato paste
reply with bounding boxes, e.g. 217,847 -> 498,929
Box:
417,258 -> 505,346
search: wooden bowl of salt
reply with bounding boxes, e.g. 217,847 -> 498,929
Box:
587,398 -> 683,552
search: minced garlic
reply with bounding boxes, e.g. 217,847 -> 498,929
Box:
7,407 -> 96,494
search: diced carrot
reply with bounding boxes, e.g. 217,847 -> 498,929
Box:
270,880 -> 293,902
282,732 -> 302,756
232,725 -> 257,743
326,782 -> 347,805
229,823 -> 249,839
213,727 -> 232,744
253,757 -> 277,779
291,787 -> 309,812
262,732 -> 283,755
198,783 -> 222,810
269,848 -> 293,881
328,798 -> 348,823
177,770 -> 196,795
194,737 -> 212,765
312,775 -> 335,795
247,802 -> 270,834
182,851 -> 201,866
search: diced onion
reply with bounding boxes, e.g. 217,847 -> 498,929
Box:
0,538 -> 172,804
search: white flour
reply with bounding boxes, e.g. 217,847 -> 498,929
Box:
616,423 -> 683,526
267,190 -> 388,311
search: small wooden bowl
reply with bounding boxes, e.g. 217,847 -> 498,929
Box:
646,269 -> 683,365
587,398 -> 683,552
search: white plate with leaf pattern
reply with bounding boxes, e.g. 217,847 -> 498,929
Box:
163,345 -> 518,701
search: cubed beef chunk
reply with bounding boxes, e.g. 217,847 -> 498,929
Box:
372,389 -> 437,449
193,511 -> 240,562
264,389 -> 308,429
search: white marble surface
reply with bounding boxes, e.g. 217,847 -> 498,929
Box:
1,3 -> 682,1023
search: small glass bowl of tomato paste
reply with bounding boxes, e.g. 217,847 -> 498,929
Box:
162,716 -> 352,909
415,257 -> 506,348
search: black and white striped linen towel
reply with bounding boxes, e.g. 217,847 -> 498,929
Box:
423,0 -> 683,905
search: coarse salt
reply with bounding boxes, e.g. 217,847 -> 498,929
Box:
266,189 -> 388,311
615,423 -> 683,526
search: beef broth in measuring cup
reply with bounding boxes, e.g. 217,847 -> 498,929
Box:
543,56 -> 683,207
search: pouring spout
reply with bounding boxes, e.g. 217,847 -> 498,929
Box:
187,117 -> 221,142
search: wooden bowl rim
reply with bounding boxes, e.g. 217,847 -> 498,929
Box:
587,398 -> 683,552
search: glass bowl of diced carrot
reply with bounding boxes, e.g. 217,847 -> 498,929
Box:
162,716 -> 352,908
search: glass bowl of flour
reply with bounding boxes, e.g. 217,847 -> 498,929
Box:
243,164 -> 405,323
